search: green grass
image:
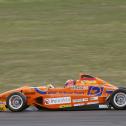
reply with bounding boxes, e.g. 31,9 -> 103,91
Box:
0,0 -> 126,91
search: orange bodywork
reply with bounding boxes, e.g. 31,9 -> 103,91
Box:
0,75 -> 118,110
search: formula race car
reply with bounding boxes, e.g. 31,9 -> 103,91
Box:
0,73 -> 126,112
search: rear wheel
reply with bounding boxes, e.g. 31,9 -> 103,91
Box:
109,89 -> 126,110
6,92 -> 27,112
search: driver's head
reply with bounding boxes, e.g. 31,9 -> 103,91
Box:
65,80 -> 75,87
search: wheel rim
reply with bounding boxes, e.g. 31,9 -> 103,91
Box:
113,92 -> 126,107
9,95 -> 23,110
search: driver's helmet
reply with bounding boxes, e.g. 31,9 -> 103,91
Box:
65,80 -> 75,87
47,84 -> 55,88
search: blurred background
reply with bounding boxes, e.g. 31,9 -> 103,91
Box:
0,0 -> 126,91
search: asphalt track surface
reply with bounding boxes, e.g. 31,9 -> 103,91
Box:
0,110 -> 126,126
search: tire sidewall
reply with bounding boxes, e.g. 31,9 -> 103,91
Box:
110,89 -> 126,110
6,92 -> 27,112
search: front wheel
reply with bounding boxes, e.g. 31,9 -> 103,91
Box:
6,92 -> 27,112
109,89 -> 126,110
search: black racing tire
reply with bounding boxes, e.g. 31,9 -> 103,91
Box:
109,88 -> 126,110
6,92 -> 27,112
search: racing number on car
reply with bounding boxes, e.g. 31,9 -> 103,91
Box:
88,86 -> 103,96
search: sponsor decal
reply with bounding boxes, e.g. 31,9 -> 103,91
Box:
89,97 -> 98,101
0,106 -> 6,111
44,97 -> 71,105
74,103 -> 85,106
88,86 -> 103,96
99,105 -> 108,109
73,98 -> 88,103
47,91 -> 84,95
87,101 -> 99,105
59,105 -> 72,108
0,101 -> 6,105
0,101 -> 6,111
70,86 -> 88,90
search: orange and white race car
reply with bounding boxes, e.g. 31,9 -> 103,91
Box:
0,73 -> 126,112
